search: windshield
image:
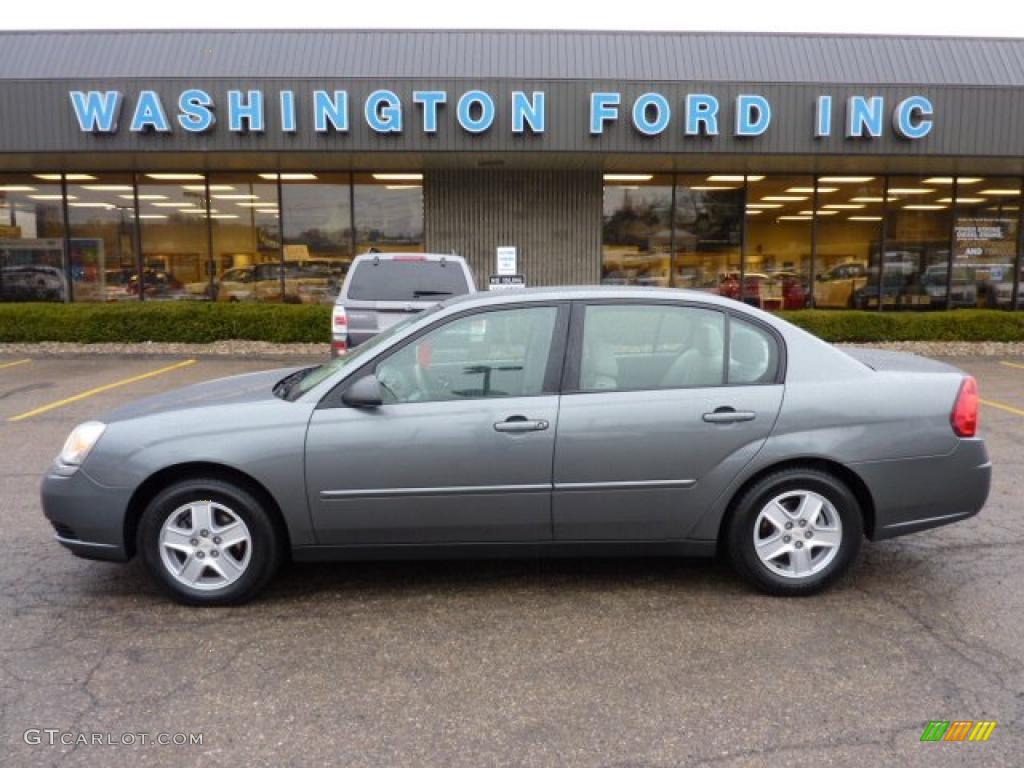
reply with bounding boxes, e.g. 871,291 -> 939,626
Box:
281,305 -> 441,401
347,260 -> 470,301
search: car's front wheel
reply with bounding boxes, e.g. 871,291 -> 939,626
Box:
726,468 -> 862,596
138,478 -> 282,605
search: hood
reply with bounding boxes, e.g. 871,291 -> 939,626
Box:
99,366 -> 305,422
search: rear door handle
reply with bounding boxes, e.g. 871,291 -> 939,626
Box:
494,417 -> 550,433
702,407 -> 756,424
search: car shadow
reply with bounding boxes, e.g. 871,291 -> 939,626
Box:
262,555 -> 748,604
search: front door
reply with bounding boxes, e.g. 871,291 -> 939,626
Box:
306,303 -> 568,545
552,302 -> 784,540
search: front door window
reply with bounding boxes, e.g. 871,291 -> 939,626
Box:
375,306 -> 559,403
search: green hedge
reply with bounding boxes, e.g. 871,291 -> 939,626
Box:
0,302 -> 332,344
779,309 -> 1024,343
0,303 -> 1022,344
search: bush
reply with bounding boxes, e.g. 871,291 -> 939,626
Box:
0,303 -> 1022,344
0,302 -> 332,344
777,309 -> 1024,342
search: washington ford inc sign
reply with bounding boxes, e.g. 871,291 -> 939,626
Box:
68,89 -> 936,140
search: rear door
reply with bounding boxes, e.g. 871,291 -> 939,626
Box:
552,301 -> 784,541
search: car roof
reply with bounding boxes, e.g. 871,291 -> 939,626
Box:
440,285 -> 746,311
350,252 -> 469,264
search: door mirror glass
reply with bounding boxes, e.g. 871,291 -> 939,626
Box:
342,375 -> 384,407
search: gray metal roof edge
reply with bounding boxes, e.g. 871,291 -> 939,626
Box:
0,28 -> 1022,44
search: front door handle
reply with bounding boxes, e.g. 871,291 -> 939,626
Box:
702,407 -> 756,424
494,416 -> 550,433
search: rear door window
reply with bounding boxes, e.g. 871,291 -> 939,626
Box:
578,304 -> 726,391
347,260 -> 470,301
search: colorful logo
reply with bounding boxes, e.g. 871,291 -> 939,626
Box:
920,721 -> 997,742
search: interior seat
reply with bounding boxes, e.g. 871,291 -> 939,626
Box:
660,323 -> 723,388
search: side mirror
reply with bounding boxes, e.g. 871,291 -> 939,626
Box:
342,375 -> 384,408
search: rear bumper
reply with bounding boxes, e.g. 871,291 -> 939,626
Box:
853,438 -> 991,541
40,465 -> 132,562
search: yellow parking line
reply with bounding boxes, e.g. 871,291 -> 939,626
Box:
1000,361 -> 1024,370
981,398 -> 1024,418
0,358 -> 31,371
7,359 -> 197,422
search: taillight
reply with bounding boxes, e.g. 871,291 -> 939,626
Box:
332,305 -> 348,329
331,340 -> 348,356
951,376 -> 979,437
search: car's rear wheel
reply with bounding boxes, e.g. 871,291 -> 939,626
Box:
726,468 -> 862,596
138,478 -> 281,605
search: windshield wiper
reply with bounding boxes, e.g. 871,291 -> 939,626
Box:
273,366 -> 318,399
412,290 -> 452,297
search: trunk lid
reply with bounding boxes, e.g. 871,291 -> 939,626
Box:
837,346 -> 963,375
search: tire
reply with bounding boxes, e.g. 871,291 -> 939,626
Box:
726,467 -> 862,596
138,477 -> 282,606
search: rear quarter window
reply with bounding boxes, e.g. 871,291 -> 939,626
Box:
347,260 -> 470,301
728,318 -> 780,385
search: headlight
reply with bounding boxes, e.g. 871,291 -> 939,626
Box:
58,421 -> 106,466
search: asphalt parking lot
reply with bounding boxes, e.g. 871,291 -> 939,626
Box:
1,353 -> 1022,767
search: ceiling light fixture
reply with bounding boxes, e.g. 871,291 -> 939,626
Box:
145,173 -> 206,181
372,173 -> 424,181
817,176 -> 876,183
603,174 -> 653,182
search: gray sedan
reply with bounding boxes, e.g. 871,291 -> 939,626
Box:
41,287 -> 991,605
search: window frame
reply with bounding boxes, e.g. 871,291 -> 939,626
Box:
561,299 -> 786,394
318,300 -> 571,409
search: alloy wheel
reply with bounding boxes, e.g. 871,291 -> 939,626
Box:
158,501 -> 252,591
752,490 -> 843,579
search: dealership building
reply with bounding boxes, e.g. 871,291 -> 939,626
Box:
0,29 -> 1023,309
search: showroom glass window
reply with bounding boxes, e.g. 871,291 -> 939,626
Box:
673,174 -> 744,293
0,174 -> 67,302
136,173 -> 211,300
950,176 -> 1021,309
812,176 -> 884,310
743,175 -> 812,310
884,176 -> 954,310
602,174 -> 672,286
353,173 -> 425,255
66,174 -> 137,302
279,173 -> 353,303
208,174 -> 282,303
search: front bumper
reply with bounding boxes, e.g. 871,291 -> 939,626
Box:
853,438 -> 991,541
41,465 -> 133,562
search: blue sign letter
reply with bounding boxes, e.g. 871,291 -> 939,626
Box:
413,91 -> 447,133
280,90 -> 297,133
130,91 -> 171,133
735,94 -> 770,137
178,89 -> 215,133
314,91 -> 349,133
847,96 -> 884,138
69,91 -> 122,133
228,90 -> 264,133
685,94 -> 719,136
815,95 -> 832,138
590,93 -> 620,135
632,93 -> 670,136
365,90 -> 403,133
457,91 -> 495,134
893,96 -> 933,139
512,91 -> 545,134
